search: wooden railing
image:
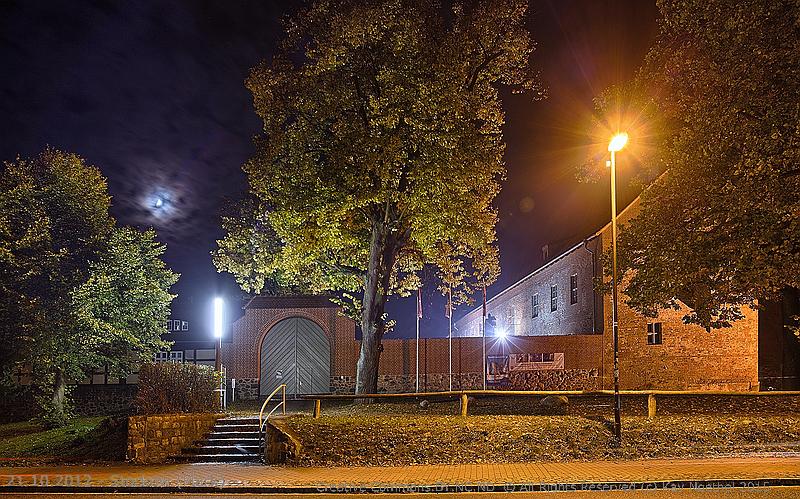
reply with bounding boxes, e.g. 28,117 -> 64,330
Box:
300,389 -> 800,419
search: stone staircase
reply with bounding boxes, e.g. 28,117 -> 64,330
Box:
179,416 -> 262,463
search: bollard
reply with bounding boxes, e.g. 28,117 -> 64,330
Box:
460,393 -> 469,416
313,399 -> 321,419
647,394 -> 656,419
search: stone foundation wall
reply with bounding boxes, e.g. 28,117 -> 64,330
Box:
73,384 -> 137,416
330,371 -> 600,394
332,373 -> 476,394
507,369 -> 600,391
127,413 -> 223,464
230,378 -> 259,401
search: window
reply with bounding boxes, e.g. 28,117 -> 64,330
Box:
570,274 -> 578,305
647,322 -> 663,345
531,294 -> 539,318
173,320 -> 181,331
526,353 -> 555,363
154,351 -> 168,363
181,321 -> 189,331
169,351 -> 183,363
507,307 -> 518,326
550,284 -> 558,312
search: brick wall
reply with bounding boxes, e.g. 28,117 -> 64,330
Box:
328,334 -> 603,392
222,296 -> 356,381
601,286 -> 759,391
598,199 -> 760,391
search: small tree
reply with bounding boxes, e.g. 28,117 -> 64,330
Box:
0,149 -> 178,424
215,0 -> 542,393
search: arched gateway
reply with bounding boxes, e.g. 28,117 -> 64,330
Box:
259,317 -> 331,396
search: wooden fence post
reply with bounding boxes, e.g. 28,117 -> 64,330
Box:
313,399 -> 321,419
647,394 -> 656,419
460,393 -> 469,417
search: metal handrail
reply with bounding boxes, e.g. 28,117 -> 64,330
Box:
258,383 -> 286,434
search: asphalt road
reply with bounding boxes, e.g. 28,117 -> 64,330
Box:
3,488 -> 800,498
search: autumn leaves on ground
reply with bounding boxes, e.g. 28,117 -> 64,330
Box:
277,401 -> 800,467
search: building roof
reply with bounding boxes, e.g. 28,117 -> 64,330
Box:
242,294 -> 340,310
457,195 -> 642,322
466,237 -> 598,317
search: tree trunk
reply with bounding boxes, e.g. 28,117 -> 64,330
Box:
51,369 -> 66,419
355,218 -> 397,395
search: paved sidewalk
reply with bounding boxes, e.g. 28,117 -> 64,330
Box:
1,456 -> 799,493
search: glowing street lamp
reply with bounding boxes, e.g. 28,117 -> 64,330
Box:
607,132 -> 627,444
608,132 -> 628,153
213,297 -> 224,372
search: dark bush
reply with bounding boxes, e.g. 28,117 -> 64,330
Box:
134,362 -> 221,414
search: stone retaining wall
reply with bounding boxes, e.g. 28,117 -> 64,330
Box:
331,372 -> 487,394
329,370 -> 598,394
231,378 -> 259,401
507,369 -> 600,391
74,384 -> 137,416
127,413 -> 223,464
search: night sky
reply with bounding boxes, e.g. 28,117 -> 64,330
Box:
0,0 -> 657,339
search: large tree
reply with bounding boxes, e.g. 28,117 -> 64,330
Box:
0,149 -> 177,423
214,0 -> 541,393
595,0 -> 800,329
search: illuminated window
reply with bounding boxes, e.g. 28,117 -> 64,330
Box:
570,274 -> 578,305
181,321 -> 189,331
531,294 -> 539,318
647,323 -> 663,345
173,320 -> 181,331
527,353 -> 555,363
550,285 -> 558,312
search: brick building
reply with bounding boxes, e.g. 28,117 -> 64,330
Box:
455,197 -> 775,392
220,197 -> 799,398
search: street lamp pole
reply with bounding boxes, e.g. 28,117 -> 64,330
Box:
213,297 -> 224,408
608,132 -> 627,444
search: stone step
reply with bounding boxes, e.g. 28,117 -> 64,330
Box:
184,445 -> 260,455
211,424 -> 258,433
204,437 -> 261,444
208,430 -> 260,438
177,453 -> 261,463
216,417 -> 260,425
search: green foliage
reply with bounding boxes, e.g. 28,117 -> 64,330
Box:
73,227 -> 177,375
0,416 -> 127,462
595,0 -> 800,328
34,384 -> 75,428
214,0 -> 541,391
135,362 -> 221,414
0,149 -> 178,422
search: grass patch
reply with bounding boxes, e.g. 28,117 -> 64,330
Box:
279,402 -> 800,466
0,416 -> 127,464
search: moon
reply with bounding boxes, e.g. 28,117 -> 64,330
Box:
145,189 -> 174,219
